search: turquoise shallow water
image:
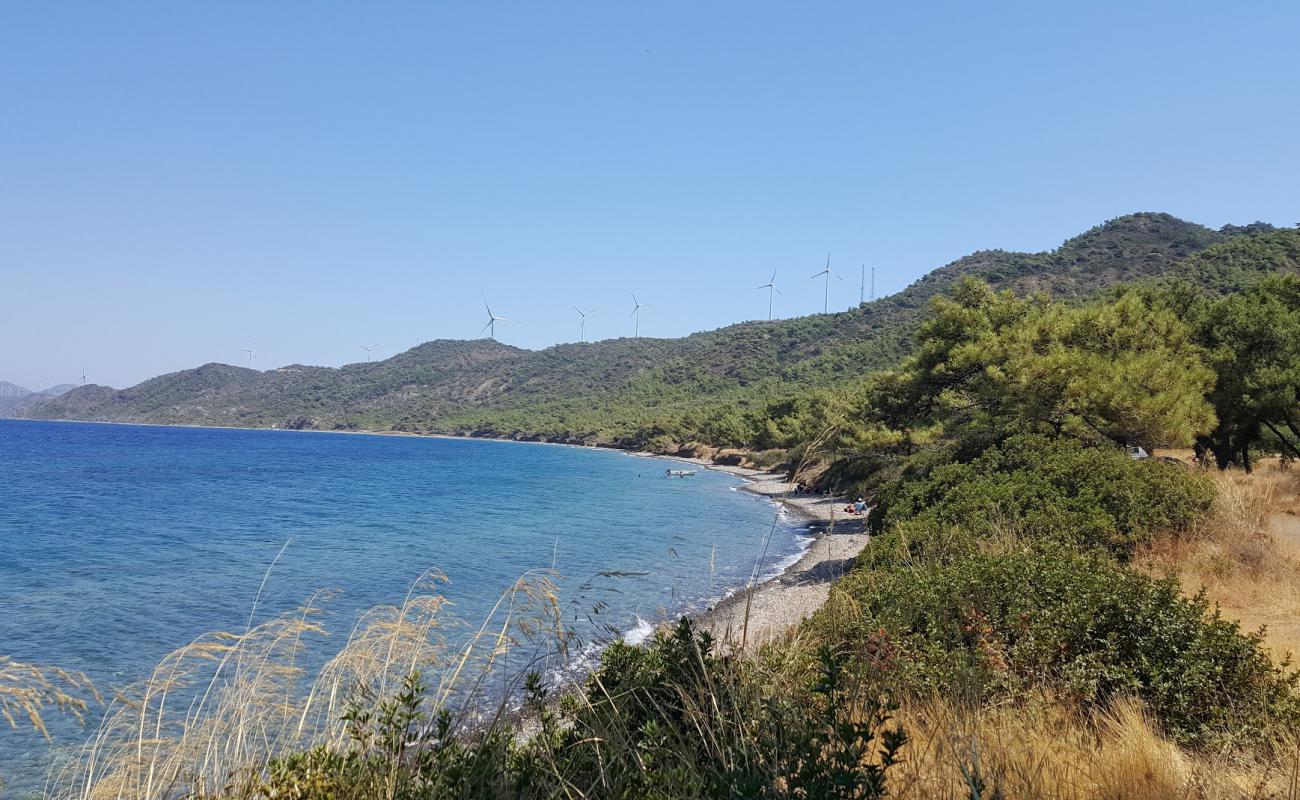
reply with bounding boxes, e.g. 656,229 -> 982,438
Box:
0,419 -> 805,791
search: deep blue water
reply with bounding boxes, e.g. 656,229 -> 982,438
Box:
0,419 -> 804,791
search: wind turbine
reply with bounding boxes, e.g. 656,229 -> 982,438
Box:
479,293 -> 517,340
809,253 -> 842,314
629,294 -> 651,338
573,307 -> 596,343
360,344 -> 377,362
755,270 -> 782,321
80,368 -> 89,386
241,345 -> 255,369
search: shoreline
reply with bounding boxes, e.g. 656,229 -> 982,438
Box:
628,453 -> 871,650
0,416 -> 613,449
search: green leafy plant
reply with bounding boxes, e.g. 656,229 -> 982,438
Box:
819,546 -> 1300,748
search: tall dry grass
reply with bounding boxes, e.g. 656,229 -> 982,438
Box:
1135,464 -> 1300,661
40,568 -> 566,800
884,694 -> 1300,800
0,657 -> 99,739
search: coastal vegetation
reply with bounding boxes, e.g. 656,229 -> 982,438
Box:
7,215 -> 1300,798
223,246 -> 1299,796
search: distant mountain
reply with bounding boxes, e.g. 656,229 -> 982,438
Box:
0,381 -> 37,416
20,214 -> 1299,447
0,382 -> 82,416
0,381 -> 31,399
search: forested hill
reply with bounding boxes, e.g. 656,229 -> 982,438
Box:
19,214 -> 1299,445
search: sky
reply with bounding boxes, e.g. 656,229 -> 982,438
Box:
2,2 -> 1298,390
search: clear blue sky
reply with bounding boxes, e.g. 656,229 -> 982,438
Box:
2,2 -> 1297,389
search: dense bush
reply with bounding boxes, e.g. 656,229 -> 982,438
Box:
870,434 -> 1215,559
816,547 -> 1300,748
253,620 -> 906,800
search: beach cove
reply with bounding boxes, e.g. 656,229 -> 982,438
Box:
649,459 -> 871,650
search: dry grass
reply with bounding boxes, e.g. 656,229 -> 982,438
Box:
1134,463 -> 1300,662
41,569 -> 565,800
885,695 -> 1300,800
0,657 -> 100,739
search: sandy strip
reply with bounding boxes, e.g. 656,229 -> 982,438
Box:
652,461 -> 873,650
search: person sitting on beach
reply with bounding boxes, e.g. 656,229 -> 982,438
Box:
854,497 -> 866,514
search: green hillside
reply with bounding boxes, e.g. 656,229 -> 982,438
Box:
20,214 -> 1297,446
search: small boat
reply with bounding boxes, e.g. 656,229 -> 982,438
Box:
665,468 -> 697,478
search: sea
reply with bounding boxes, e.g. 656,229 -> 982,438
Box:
0,419 -> 808,793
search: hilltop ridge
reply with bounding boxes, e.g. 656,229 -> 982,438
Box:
18,214 -> 1297,445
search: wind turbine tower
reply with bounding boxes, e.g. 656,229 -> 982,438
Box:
755,270 -> 781,321
629,294 -> 650,338
241,346 -> 255,369
809,254 -> 842,314
574,307 -> 596,343
360,344 -> 377,362
479,294 -> 516,340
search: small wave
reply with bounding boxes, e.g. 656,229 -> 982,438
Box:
764,535 -> 813,581
622,614 -> 656,645
541,639 -> 606,689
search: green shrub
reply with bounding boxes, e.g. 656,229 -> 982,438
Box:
254,620 -> 907,799
871,434 -> 1214,559
818,547 -> 1300,748
541,619 -> 905,799
253,672 -> 521,800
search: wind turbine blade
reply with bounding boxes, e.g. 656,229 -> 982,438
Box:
481,293 -> 493,317
775,286 -> 783,295
810,271 -> 823,279
834,272 -> 843,280
755,283 -> 768,290
479,320 -> 493,335
574,306 -> 584,315
629,307 -> 637,317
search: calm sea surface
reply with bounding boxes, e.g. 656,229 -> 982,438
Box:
0,419 -> 805,792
